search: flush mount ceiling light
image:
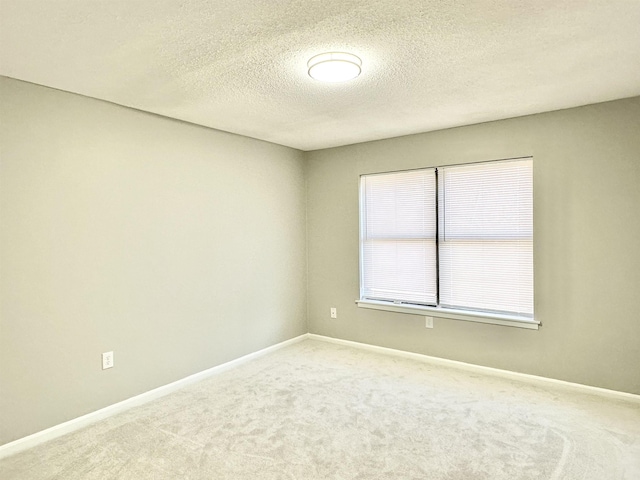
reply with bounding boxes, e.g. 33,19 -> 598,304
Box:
307,52 -> 362,82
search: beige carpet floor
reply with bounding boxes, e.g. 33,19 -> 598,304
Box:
1,339 -> 639,479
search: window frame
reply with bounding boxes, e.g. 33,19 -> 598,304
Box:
357,157 -> 539,330
359,167 -> 438,306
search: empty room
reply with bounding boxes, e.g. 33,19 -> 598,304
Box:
1,1 -> 639,479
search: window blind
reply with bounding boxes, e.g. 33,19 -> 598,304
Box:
360,168 -> 437,305
438,159 -> 533,316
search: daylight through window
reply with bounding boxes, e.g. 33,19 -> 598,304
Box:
360,158 -> 533,318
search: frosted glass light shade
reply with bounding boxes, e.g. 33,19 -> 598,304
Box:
307,52 -> 362,82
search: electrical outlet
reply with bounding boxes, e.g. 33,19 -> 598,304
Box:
102,351 -> 114,370
330,307 -> 337,319
425,316 -> 434,329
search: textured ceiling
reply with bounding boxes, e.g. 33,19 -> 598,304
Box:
1,1 -> 639,151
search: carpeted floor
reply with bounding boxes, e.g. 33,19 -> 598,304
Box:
1,339 -> 639,479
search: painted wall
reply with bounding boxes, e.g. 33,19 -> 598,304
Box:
0,77 -> 307,445
2,75 -> 639,447
307,97 -> 640,395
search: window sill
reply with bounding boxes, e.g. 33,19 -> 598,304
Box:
355,299 -> 539,330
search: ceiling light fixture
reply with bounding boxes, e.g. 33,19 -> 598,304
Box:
307,52 -> 362,82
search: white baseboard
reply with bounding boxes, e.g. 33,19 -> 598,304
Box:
4,332 -> 637,460
0,334 -> 307,460
308,334 -> 640,403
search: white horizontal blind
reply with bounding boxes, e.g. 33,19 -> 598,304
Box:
438,159 -> 533,316
361,168 -> 437,305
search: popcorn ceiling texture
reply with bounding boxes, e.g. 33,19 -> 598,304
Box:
1,340 -> 639,479
1,0 -> 640,150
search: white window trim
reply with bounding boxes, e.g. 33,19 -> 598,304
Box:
358,157 -> 536,330
356,299 -> 539,330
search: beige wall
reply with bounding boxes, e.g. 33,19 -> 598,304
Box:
0,77 -> 307,445
307,97 -> 640,395
2,75 -> 639,447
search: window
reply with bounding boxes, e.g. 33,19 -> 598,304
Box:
359,158 -> 535,328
